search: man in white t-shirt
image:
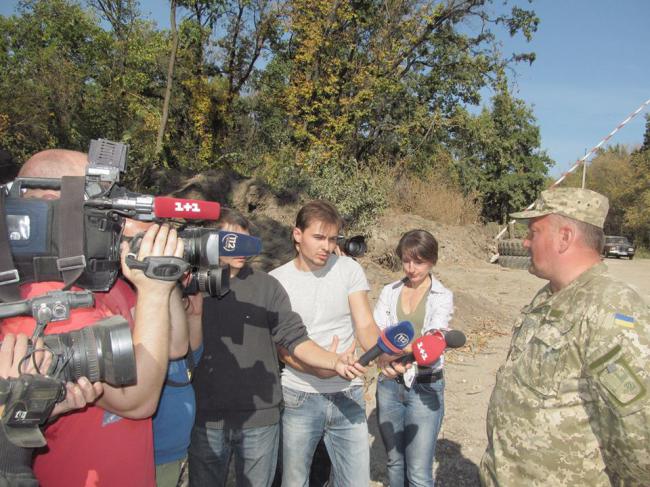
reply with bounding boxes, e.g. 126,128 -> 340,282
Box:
270,200 -> 382,486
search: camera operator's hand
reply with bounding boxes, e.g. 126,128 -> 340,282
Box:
0,334 -> 103,418
51,377 -> 103,417
120,223 -> 184,294
0,333 -> 34,379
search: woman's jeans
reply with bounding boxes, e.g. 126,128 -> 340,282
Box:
281,385 -> 369,487
376,376 -> 445,487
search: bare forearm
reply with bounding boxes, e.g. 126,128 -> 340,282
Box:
99,290 -> 172,418
355,325 -> 380,351
168,286 -> 189,359
188,313 -> 203,351
278,345 -> 336,378
349,290 -> 381,351
292,341 -> 338,371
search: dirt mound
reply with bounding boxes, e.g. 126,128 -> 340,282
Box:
369,209 -> 495,269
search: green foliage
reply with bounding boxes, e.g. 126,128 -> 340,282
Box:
1,0 -> 554,229
450,84 -> 552,222
0,0 -> 110,159
304,155 -> 388,232
642,114 -> 650,153
564,145 -> 650,248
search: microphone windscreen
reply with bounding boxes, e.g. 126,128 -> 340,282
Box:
218,231 -> 262,257
153,197 -> 221,220
444,329 -> 467,348
378,321 -> 415,354
412,334 -> 446,366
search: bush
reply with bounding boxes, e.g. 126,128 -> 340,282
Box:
389,168 -> 481,225
254,147 -> 388,232
305,156 -> 388,232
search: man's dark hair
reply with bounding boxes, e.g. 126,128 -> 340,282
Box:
215,208 -> 251,232
292,200 -> 343,251
396,229 -> 439,265
295,200 -> 343,233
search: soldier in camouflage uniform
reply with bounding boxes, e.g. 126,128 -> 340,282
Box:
480,188 -> 650,486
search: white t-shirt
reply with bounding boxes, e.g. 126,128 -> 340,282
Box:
270,255 -> 370,393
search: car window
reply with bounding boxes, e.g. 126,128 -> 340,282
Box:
606,237 -> 627,244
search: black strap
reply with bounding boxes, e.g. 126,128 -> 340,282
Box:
57,177 -> 86,290
395,369 -> 444,385
0,190 -> 21,302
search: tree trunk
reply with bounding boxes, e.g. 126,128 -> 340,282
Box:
156,0 -> 178,156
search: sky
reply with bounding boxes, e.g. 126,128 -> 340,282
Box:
1,0 -> 649,177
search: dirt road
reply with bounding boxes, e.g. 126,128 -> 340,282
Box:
367,257 -> 650,486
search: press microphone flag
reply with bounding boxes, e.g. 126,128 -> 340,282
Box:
358,321 -> 415,366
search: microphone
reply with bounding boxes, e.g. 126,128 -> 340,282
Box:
178,228 -> 263,268
153,197 -> 221,220
85,196 -> 221,221
217,231 -> 262,257
398,329 -> 466,366
358,321 -> 415,366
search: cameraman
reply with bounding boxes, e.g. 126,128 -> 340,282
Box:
0,333 -> 103,486
0,149 -> 186,487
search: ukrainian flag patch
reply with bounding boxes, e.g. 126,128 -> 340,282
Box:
614,313 -> 635,329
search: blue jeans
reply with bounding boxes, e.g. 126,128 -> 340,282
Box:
281,385 -> 369,487
188,423 -> 279,487
376,376 -> 445,487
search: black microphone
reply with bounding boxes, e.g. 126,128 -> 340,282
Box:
358,321 -> 415,366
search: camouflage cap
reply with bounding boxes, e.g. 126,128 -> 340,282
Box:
510,188 -> 609,228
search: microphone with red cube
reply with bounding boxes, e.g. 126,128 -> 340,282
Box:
398,329 -> 467,366
358,321 -> 415,366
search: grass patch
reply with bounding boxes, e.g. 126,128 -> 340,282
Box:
388,169 -> 481,225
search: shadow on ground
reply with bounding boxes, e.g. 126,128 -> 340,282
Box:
435,438 -> 480,486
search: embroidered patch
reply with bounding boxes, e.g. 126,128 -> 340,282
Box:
613,313 -> 635,329
598,358 -> 645,406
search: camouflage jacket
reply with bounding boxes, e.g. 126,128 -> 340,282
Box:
480,263 -> 650,486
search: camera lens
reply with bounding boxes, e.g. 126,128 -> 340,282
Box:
342,236 -> 367,258
43,316 -> 136,387
196,266 -> 230,298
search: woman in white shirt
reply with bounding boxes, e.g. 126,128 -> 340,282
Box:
374,229 -> 453,487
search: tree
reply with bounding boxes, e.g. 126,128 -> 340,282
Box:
641,114 -> 650,153
564,146 -> 634,236
449,83 -> 551,222
273,0 -> 539,167
156,0 -> 179,155
0,0 -> 111,159
624,141 -> 650,247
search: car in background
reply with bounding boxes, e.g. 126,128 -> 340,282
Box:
603,236 -> 635,260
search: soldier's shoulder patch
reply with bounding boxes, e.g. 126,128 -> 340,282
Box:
597,357 -> 646,407
613,312 -> 635,329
